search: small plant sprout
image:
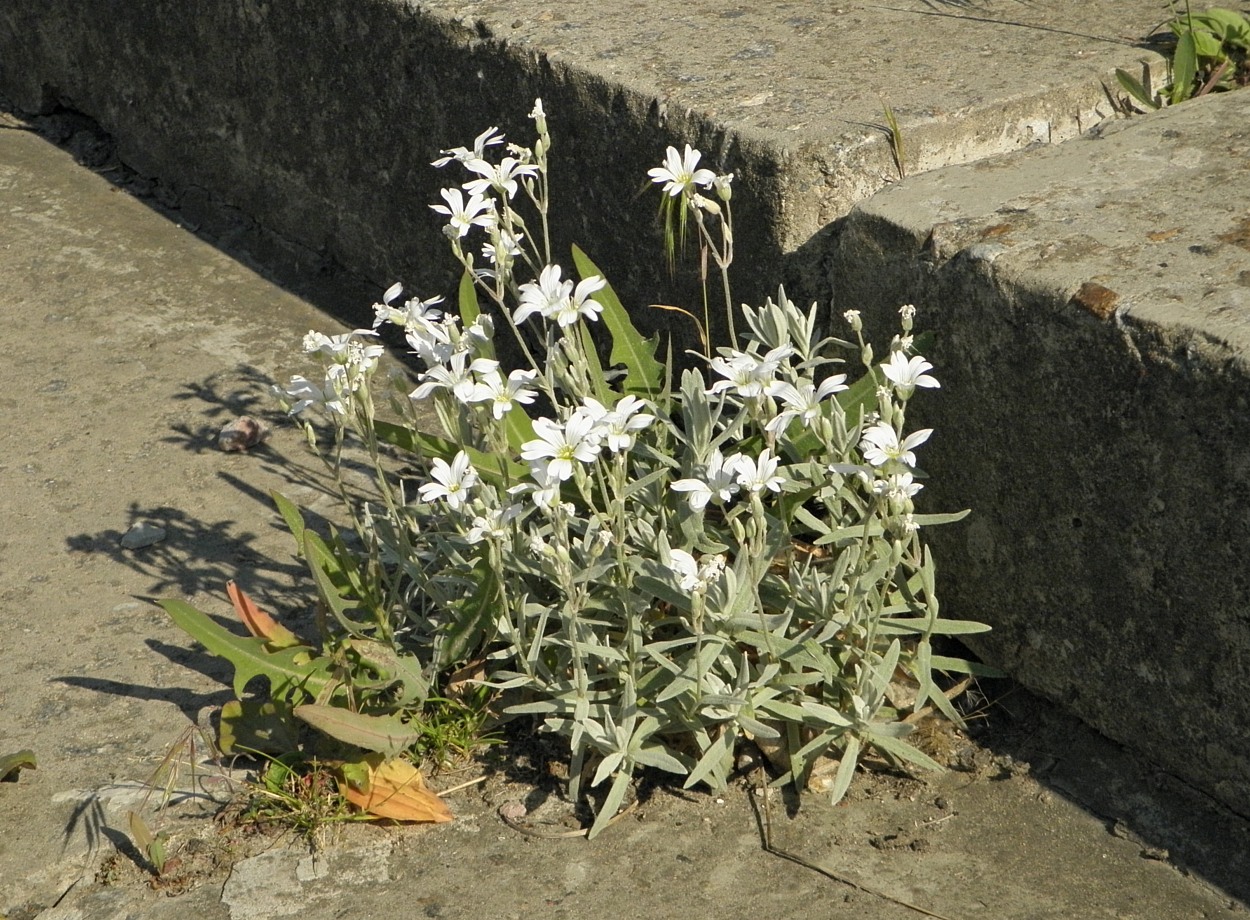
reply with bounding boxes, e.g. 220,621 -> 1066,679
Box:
168,100 -> 985,839
1116,5 -> 1250,111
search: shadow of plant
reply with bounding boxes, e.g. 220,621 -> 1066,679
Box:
63,502 -> 303,598
161,364 -> 287,456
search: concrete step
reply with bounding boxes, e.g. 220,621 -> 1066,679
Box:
2,0 -> 1246,827
827,88 -> 1250,817
4,116 -> 1245,920
0,0 -> 1169,315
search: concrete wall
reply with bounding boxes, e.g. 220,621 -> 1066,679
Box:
825,92 -> 1250,813
0,0 -> 787,342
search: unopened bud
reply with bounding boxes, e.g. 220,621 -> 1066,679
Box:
529,98 -> 548,135
691,193 -> 720,216
899,303 -> 916,333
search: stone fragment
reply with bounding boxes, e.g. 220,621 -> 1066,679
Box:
120,521 -> 166,549
217,415 -> 270,452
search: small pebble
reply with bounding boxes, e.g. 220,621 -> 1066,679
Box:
217,416 -> 270,452
120,522 -> 167,549
498,801 -> 527,822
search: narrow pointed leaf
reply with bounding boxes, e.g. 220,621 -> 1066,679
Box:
270,489 -> 307,554
867,730 -> 946,774
588,769 -> 633,839
1172,31 -> 1198,103
829,734 -> 861,804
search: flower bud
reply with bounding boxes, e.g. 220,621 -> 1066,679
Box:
529,98 -> 548,136
875,388 -> 894,426
691,193 -> 721,216
843,310 -> 862,333
899,303 -> 916,333
861,342 -> 874,367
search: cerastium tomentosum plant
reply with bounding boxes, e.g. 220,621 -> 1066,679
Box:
171,100 -> 988,837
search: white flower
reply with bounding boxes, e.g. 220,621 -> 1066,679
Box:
873,471 -> 923,511
708,344 -> 793,398
671,449 -> 744,510
466,502 -> 523,543
881,352 -> 939,397
463,156 -> 539,199
418,451 -> 479,508
594,395 -> 655,453
520,411 -> 602,482
510,464 -> 562,509
430,187 -> 496,238
528,533 -> 553,557
514,264 -> 572,325
648,144 -> 716,197
529,98 -> 547,133
302,330 -> 385,382
411,353 -> 499,403
465,314 -> 494,347
843,309 -> 863,332
860,423 -> 932,469
764,375 -> 848,434
899,303 -> 917,322
405,318 -> 456,367
668,550 -> 726,594
513,266 -> 605,327
553,275 -> 605,327
374,291 -> 444,330
281,374 -> 345,417
431,126 -> 505,168
734,448 -> 785,494
470,368 -> 538,419
712,173 -> 733,201
481,228 -> 524,268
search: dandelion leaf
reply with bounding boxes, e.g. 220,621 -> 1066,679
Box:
0,749 -> 36,782
218,699 -> 301,756
571,245 -> 663,398
159,599 -> 332,701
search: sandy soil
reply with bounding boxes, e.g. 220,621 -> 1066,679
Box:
1,113 -> 1247,920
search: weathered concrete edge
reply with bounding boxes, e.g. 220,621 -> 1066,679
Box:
0,1 -> 1160,332
824,92 -> 1250,816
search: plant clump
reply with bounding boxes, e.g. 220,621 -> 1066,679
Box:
1117,5 -> 1250,110
165,101 -> 988,837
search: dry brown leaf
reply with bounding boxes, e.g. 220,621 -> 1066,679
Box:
227,581 -> 302,649
444,657 -> 487,700
341,757 -> 454,823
